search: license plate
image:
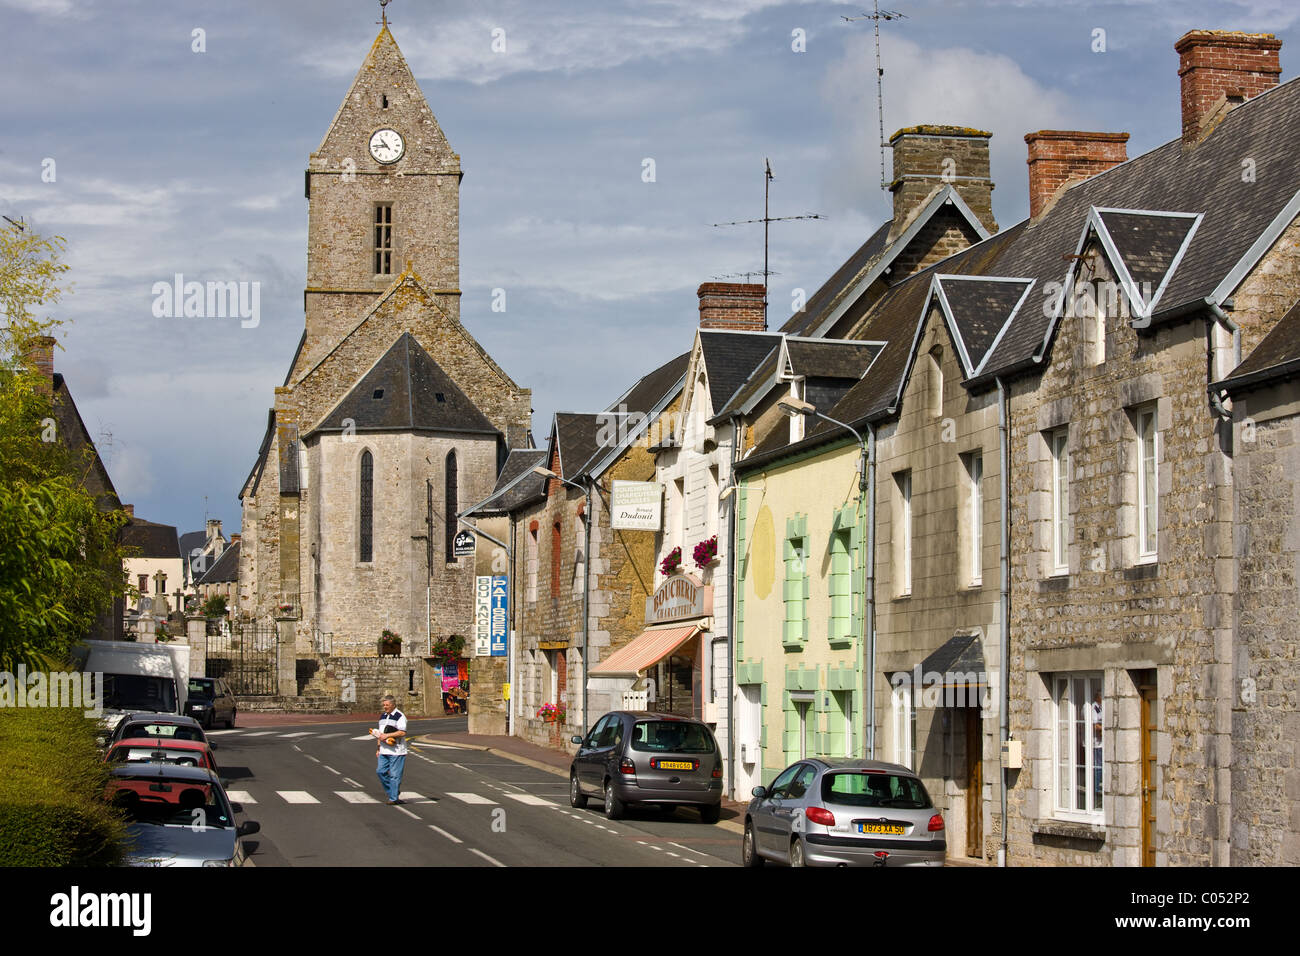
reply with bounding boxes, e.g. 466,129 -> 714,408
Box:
659,760 -> 694,771
856,823 -> 905,835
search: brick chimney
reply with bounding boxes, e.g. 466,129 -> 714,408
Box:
1176,30 -> 1281,145
230,533 -> 241,545
1024,130 -> 1130,219
697,282 -> 766,332
888,126 -> 997,240
123,504 -> 135,517
23,335 -> 56,390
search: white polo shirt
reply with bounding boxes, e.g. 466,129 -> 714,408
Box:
376,708 -> 408,755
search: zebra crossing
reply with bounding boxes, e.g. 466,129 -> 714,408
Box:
205,727 -> 459,749
224,788 -> 445,806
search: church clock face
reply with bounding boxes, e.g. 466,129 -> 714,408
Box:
369,128 -> 405,164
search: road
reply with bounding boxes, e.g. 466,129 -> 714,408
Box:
207,717 -> 740,867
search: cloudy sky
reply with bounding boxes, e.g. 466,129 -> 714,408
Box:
1,0 -> 1295,537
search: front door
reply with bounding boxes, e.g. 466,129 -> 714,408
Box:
964,708 -> 983,858
1138,676 -> 1157,866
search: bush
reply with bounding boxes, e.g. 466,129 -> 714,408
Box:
0,705 -> 127,866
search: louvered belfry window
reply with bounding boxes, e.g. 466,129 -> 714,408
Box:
374,204 -> 393,275
360,450 -> 374,563
445,451 -> 458,562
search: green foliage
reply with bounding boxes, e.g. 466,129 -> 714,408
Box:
201,594 -> 228,618
0,706 -> 127,866
430,633 -> 465,668
0,223 -> 129,671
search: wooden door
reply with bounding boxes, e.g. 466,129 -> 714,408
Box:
1139,676 -> 1157,866
965,708 -> 983,858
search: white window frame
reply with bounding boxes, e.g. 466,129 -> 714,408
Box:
1136,406 -> 1158,562
892,683 -> 914,770
964,452 -> 983,587
1049,428 -> 1070,575
896,470 -> 912,596
791,691 -> 814,760
1052,673 -> 1104,821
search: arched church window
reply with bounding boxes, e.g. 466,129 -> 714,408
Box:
360,450 -> 374,563
445,451 -> 458,562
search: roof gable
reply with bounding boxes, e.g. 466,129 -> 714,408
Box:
697,330 -> 782,414
930,275 -> 1036,377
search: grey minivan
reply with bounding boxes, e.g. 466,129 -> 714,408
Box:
570,711 -> 723,822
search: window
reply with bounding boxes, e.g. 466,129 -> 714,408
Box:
526,523 -> 538,603
926,347 -> 943,418
829,528 -> 851,641
892,683 -> 915,770
359,450 -> 373,563
1136,406 -> 1158,561
789,694 -> 814,761
707,465 -> 719,538
138,574 -> 147,596
1088,279 -> 1107,366
1053,673 -> 1104,818
894,471 -> 912,596
962,452 -> 983,587
769,762 -> 802,799
551,522 -> 562,598
373,203 -> 393,275
1049,429 -> 1069,575
829,690 -> 854,757
675,477 -> 686,546
783,516 -> 808,644
444,451 -> 458,563
156,574 -> 166,594
789,382 -> 806,443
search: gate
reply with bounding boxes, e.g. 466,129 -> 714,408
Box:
207,622 -> 278,695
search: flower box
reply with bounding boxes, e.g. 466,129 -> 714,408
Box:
659,546 -> 682,577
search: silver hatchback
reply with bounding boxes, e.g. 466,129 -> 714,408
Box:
743,758 -> 946,867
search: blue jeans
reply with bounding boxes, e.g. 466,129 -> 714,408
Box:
377,754 -> 406,801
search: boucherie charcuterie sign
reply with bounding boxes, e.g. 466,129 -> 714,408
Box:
644,573 -> 713,625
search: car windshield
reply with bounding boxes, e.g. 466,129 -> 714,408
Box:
122,723 -> 204,742
630,720 -> 715,754
110,746 -> 205,768
822,771 -> 932,810
188,679 -> 215,698
104,674 -> 176,713
108,778 -> 233,829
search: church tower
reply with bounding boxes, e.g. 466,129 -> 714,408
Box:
301,24 -> 462,374
239,20 -> 531,675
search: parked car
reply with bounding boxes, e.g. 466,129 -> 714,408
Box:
105,736 -> 219,772
185,677 -> 237,729
99,713 -> 213,752
569,711 -> 722,822
743,758 -> 945,867
106,763 -> 258,867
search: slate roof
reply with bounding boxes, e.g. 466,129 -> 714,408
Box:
196,541 -> 240,585
933,276 -> 1035,376
697,331 -> 782,413
554,412 -> 604,480
917,633 -> 986,678
779,220 -> 892,336
122,517 -> 181,559
1096,209 -> 1199,294
785,339 -> 884,381
1215,300 -> 1300,393
50,373 -> 119,508
606,351 -> 689,416
311,333 -> 499,438
473,447 -> 547,515
240,409 -> 275,501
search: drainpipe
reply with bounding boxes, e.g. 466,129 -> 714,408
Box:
996,376 -> 1011,868
726,415 -> 741,800
1207,299 -> 1241,419
864,422 -> 878,759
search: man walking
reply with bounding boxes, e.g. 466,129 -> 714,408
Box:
371,694 -> 408,804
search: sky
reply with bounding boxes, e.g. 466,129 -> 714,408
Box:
1,0 -> 1296,538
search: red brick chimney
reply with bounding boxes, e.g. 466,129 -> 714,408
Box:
23,334 -> 56,388
697,283 -> 766,332
123,504 -> 135,517
1024,131 -> 1130,219
1176,31 -> 1281,145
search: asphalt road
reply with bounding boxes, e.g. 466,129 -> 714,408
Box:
208,716 -> 740,867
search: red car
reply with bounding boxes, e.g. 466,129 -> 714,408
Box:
105,736 -> 219,772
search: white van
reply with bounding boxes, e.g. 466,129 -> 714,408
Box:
71,640 -> 191,728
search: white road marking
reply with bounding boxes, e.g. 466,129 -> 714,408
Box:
351,735 -> 374,741
280,732 -> 315,738
396,807 -> 420,820
316,733 -> 347,739
341,777 -> 361,788
322,765 -> 340,775
666,852 -> 680,858
241,731 -> 277,737
469,848 -> 506,868
337,791 -> 379,804
304,755 -> 320,763
649,845 -> 663,852
446,792 -> 497,805
277,791 -> 320,804
428,825 -> 463,844
399,791 -> 434,804
205,730 -> 239,736
225,791 -> 257,804
504,794 -> 554,806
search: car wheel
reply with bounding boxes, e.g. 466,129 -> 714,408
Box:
699,803 -> 721,824
789,837 -> 806,868
603,779 -> 625,820
742,820 -> 765,868
227,708 -> 237,729
203,711 -> 213,730
569,773 -> 588,809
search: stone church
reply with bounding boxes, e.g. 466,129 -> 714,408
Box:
237,22 -> 532,679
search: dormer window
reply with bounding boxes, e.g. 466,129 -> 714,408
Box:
372,389 -> 384,400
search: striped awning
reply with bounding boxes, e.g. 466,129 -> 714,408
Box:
590,624 -> 702,676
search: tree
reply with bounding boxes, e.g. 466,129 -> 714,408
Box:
0,223 -> 129,670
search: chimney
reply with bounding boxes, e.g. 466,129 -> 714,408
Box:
22,335 -> 56,389
888,126 -> 997,240
1176,31 -> 1281,145
697,283 -> 766,332
123,504 -> 135,518
1024,130 -> 1130,219
230,533 -> 241,545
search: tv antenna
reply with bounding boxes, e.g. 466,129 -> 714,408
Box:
2,215 -> 25,231
843,3 -> 908,191
710,158 -> 823,326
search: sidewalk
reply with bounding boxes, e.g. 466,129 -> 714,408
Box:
421,729 -> 748,834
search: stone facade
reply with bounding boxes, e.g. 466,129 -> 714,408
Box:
888,126 -> 997,237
